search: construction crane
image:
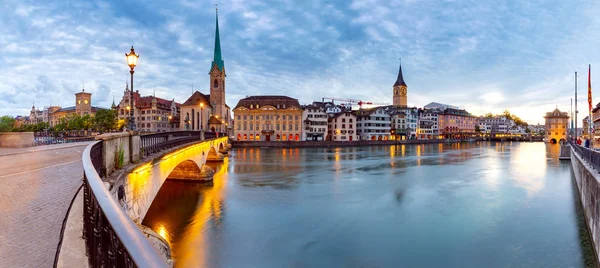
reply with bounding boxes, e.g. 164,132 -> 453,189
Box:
321,97 -> 389,109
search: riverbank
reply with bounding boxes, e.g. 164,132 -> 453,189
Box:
232,139 -> 482,148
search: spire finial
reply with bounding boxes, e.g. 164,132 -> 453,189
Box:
216,3 -> 218,12
82,81 -> 85,92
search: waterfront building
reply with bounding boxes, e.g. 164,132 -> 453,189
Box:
479,116 -> 510,134
592,103 -> 600,139
355,107 -> 391,140
327,111 -> 357,141
386,106 -> 418,140
302,103 -> 328,141
233,95 -> 303,141
543,108 -> 569,143
392,61 -> 408,107
116,84 -> 181,133
418,109 -> 440,139
438,108 -> 478,139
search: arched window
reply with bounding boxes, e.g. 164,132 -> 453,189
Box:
295,134 -> 299,141
237,134 -> 241,141
244,134 -> 247,140
289,134 -> 292,140
214,79 -> 218,88
255,134 -> 260,140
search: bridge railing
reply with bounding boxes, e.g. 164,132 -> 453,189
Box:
569,140 -> 600,171
140,131 -> 222,157
82,140 -> 169,268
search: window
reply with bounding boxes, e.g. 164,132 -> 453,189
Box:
283,124 -> 286,130
214,79 -> 218,88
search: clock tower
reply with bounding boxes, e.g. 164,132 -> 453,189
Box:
393,60 -> 408,107
75,87 -> 92,116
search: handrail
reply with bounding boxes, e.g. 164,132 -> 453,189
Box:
569,140 -> 600,172
82,141 -> 169,267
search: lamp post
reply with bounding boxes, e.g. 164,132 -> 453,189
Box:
125,46 -> 139,131
200,102 -> 204,131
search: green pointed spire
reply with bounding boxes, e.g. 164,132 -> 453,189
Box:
210,8 -> 225,73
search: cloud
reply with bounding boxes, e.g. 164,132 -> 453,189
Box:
0,0 -> 599,126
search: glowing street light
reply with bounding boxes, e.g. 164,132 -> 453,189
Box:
125,46 -> 139,131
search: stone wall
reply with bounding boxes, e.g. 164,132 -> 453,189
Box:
570,147 -> 600,266
0,132 -> 34,148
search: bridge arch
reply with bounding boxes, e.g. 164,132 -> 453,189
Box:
112,137 -> 229,223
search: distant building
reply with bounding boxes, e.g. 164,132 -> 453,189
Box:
543,108 -> 569,143
327,111 -> 357,141
423,102 -> 459,110
392,61 -> 408,107
116,83 -> 181,133
478,115 -> 515,135
302,103 -> 328,141
233,95 -> 304,141
418,109 -> 440,139
32,88 -> 102,127
386,106 -> 418,140
438,108 -> 478,139
180,91 -> 212,131
583,116 -> 591,138
355,107 -> 391,140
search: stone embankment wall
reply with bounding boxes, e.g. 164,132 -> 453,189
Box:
570,147 -> 600,266
233,139 -> 477,148
0,132 -> 34,148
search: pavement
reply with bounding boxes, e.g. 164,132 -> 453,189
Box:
0,142 -> 91,267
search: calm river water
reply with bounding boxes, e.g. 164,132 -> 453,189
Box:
143,142 -> 595,267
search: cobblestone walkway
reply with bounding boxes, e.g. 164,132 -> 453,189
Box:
0,143 -> 90,268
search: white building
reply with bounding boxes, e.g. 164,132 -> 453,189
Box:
418,109 -> 439,139
355,107 -> 391,140
302,103 -> 328,141
386,106 -> 418,140
478,116 -> 514,134
327,111 -> 357,141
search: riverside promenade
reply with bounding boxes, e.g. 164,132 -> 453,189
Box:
0,142 -> 91,267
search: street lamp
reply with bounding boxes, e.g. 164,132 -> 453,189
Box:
125,46 -> 139,131
200,102 -> 204,131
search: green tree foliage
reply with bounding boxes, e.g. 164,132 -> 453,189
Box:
94,109 -> 117,131
475,125 -> 481,133
0,116 -> 16,132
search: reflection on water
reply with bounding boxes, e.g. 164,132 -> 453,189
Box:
144,142 -> 593,267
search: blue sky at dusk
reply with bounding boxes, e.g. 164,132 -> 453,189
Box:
1,0 -> 600,123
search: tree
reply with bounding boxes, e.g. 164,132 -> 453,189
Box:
485,113 -> 494,118
475,125 -> 481,133
0,116 -> 15,132
94,109 -> 117,131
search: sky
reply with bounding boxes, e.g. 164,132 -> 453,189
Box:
2,0 -> 600,124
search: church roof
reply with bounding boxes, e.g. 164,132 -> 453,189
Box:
233,95 -> 302,110
208,115 -> 223,124
393,61 -> 407,87
210,9 -> 225,73
182,91 -> 213,108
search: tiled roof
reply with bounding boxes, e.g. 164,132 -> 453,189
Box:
182,91 -> 212,108
234,95 -> 302,110
393,62 -> 407,87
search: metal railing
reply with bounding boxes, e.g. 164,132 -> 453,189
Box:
569,141 -> 600,171
34,131 -> 95,146
82,141 -> 169,267
140,131 -> 222,156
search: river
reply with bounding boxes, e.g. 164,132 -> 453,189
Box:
143,142 -> 595,267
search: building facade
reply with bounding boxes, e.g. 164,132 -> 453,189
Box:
233,96 -> 304,141
418,109 -> 440,139
180,91 -> 213,131
543,108 -> 569,143
116,83 -> 181,133
438,108 -> 478,139
327,112 -> 357,141
355,107 -> 391,140
302,103 -> 328,141
387,106 -> 418,140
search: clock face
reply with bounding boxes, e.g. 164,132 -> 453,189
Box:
84,99 -> 89,104
394,88 -> 399,95
78,100 -> 81,104
400,86 -> 407,96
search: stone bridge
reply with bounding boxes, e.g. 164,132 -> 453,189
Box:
109,136 -> 230,223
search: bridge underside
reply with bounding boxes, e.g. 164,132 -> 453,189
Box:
167,160 -> 215,181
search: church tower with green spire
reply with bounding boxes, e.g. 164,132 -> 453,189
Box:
209,7 -> 227,122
